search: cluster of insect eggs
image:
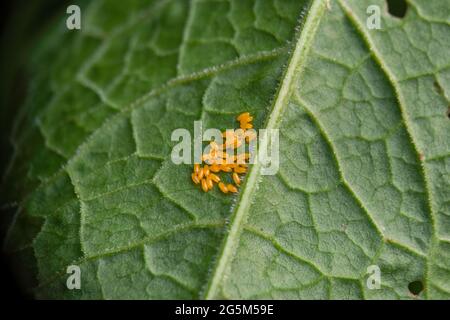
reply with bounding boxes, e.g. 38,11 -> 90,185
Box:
191,112 -> 255,194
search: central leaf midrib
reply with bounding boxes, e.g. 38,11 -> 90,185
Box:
202,0 -> 329,299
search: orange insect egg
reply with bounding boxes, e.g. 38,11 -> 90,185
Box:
220,165 -> 232,172
189,112 -> 255,195
239,117 -> 252,126
240,122 -> 253,130
222,159 -> 233,167
232,172 -> 241,185
197,167 -> 204,179
206,176 -> 214,190
203,165 -> 210,177
210,173 -> 220,183
227,184 -> 238,193
201,178 -> 209,192
234,166 -> 247,174
218,182 -> 228,194
237,112 -> 250,122
191,173 -> 200,184
210,164 -> 221,173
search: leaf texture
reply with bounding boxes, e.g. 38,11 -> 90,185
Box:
2,0 -> 450,299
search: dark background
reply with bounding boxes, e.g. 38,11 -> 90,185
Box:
0,0 -> 66,300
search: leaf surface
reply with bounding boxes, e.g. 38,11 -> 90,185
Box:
3,0 -> 450,299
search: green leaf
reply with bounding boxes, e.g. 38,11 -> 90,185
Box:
2,0 -> 449,299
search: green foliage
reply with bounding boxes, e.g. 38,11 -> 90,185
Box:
2,0 -> 449,299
